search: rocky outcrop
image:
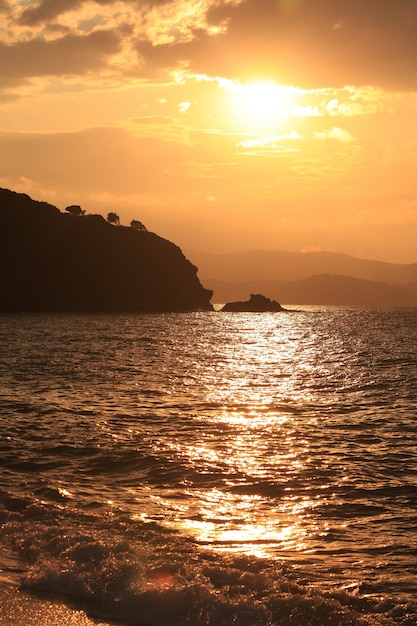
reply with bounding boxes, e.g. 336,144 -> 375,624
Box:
0,188 -> 213,312
221,293 -> 284,312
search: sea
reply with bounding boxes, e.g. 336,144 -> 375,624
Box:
0,307 -> 416,626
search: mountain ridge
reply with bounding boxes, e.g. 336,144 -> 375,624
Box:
187,250 -> 417,305
188,249 -> 417,285
205,275 -> 417,306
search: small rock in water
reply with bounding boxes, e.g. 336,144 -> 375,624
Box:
221,293 -> 284,312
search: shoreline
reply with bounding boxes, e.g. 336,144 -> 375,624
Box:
0,582 -> 110,626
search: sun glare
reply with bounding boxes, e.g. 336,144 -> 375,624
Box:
229,80 -> 294,132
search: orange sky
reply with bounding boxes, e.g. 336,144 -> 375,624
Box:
1,0 -> 417,263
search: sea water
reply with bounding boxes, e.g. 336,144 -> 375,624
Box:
0,308 -> 416,625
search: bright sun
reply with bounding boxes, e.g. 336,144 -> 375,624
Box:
229,80 -> 293,132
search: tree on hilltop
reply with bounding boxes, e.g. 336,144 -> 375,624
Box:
65,205 -> 85,217
107,212 -> 120,225
130,219 -> 147,231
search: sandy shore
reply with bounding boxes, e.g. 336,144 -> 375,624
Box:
0,582 -> 110,626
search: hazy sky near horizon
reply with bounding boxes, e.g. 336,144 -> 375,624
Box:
1,0 -> 417,263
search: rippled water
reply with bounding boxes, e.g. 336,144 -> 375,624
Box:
0,309 -> 416,625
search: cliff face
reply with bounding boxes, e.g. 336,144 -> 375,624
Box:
0,189 -> 213,312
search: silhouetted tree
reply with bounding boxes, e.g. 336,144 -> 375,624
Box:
65,205 -> 85,217
107,212 -> 120,225
130,219 -> 147,231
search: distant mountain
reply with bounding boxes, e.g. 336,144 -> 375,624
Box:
205,276 -> 417,306
0,189 -> 213,312
187,250 -> 417,306
189,250 -> 417,284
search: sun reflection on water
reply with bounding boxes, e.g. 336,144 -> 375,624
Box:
162,399 -> 319,558
146,314 -> 347,560
178,487 -> 314,559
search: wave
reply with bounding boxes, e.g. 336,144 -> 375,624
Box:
0,492 -> 415,626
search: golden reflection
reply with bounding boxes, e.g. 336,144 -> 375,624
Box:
200,320 -> 319,406
57,487 -> 73,499
209,409 -> 289,429
178,488 -> 314,559
162,404 -> 317,557
160,318 -> 331,559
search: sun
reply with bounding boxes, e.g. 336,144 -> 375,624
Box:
229,80 -> 293,132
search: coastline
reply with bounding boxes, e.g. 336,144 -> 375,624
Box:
0,582 -> 110,626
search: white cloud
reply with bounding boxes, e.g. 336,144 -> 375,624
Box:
178,101 -> 191,113
237,131 -> 302,149
315,127 -> 355,143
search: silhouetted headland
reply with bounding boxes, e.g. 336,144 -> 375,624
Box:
221,293 -> 286,312
0,189 -> 213,312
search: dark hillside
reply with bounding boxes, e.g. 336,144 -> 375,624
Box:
0,189 -> 213,312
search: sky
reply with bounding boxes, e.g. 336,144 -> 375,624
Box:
1,0 -> 417,264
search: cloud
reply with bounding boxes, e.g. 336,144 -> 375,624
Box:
179,0 -> 417,91
88,189 -> 162,211
17,0 -> 171,27
0,29 -> 121,79
0,174 -> 58,201
0,126 -> 197,196
2,0 -> 417,91
18,0 -> 85,26
178,101 -> 191,113
2,1 -> 227,88
315,127 -> 355,143
236,131 -> 302,153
